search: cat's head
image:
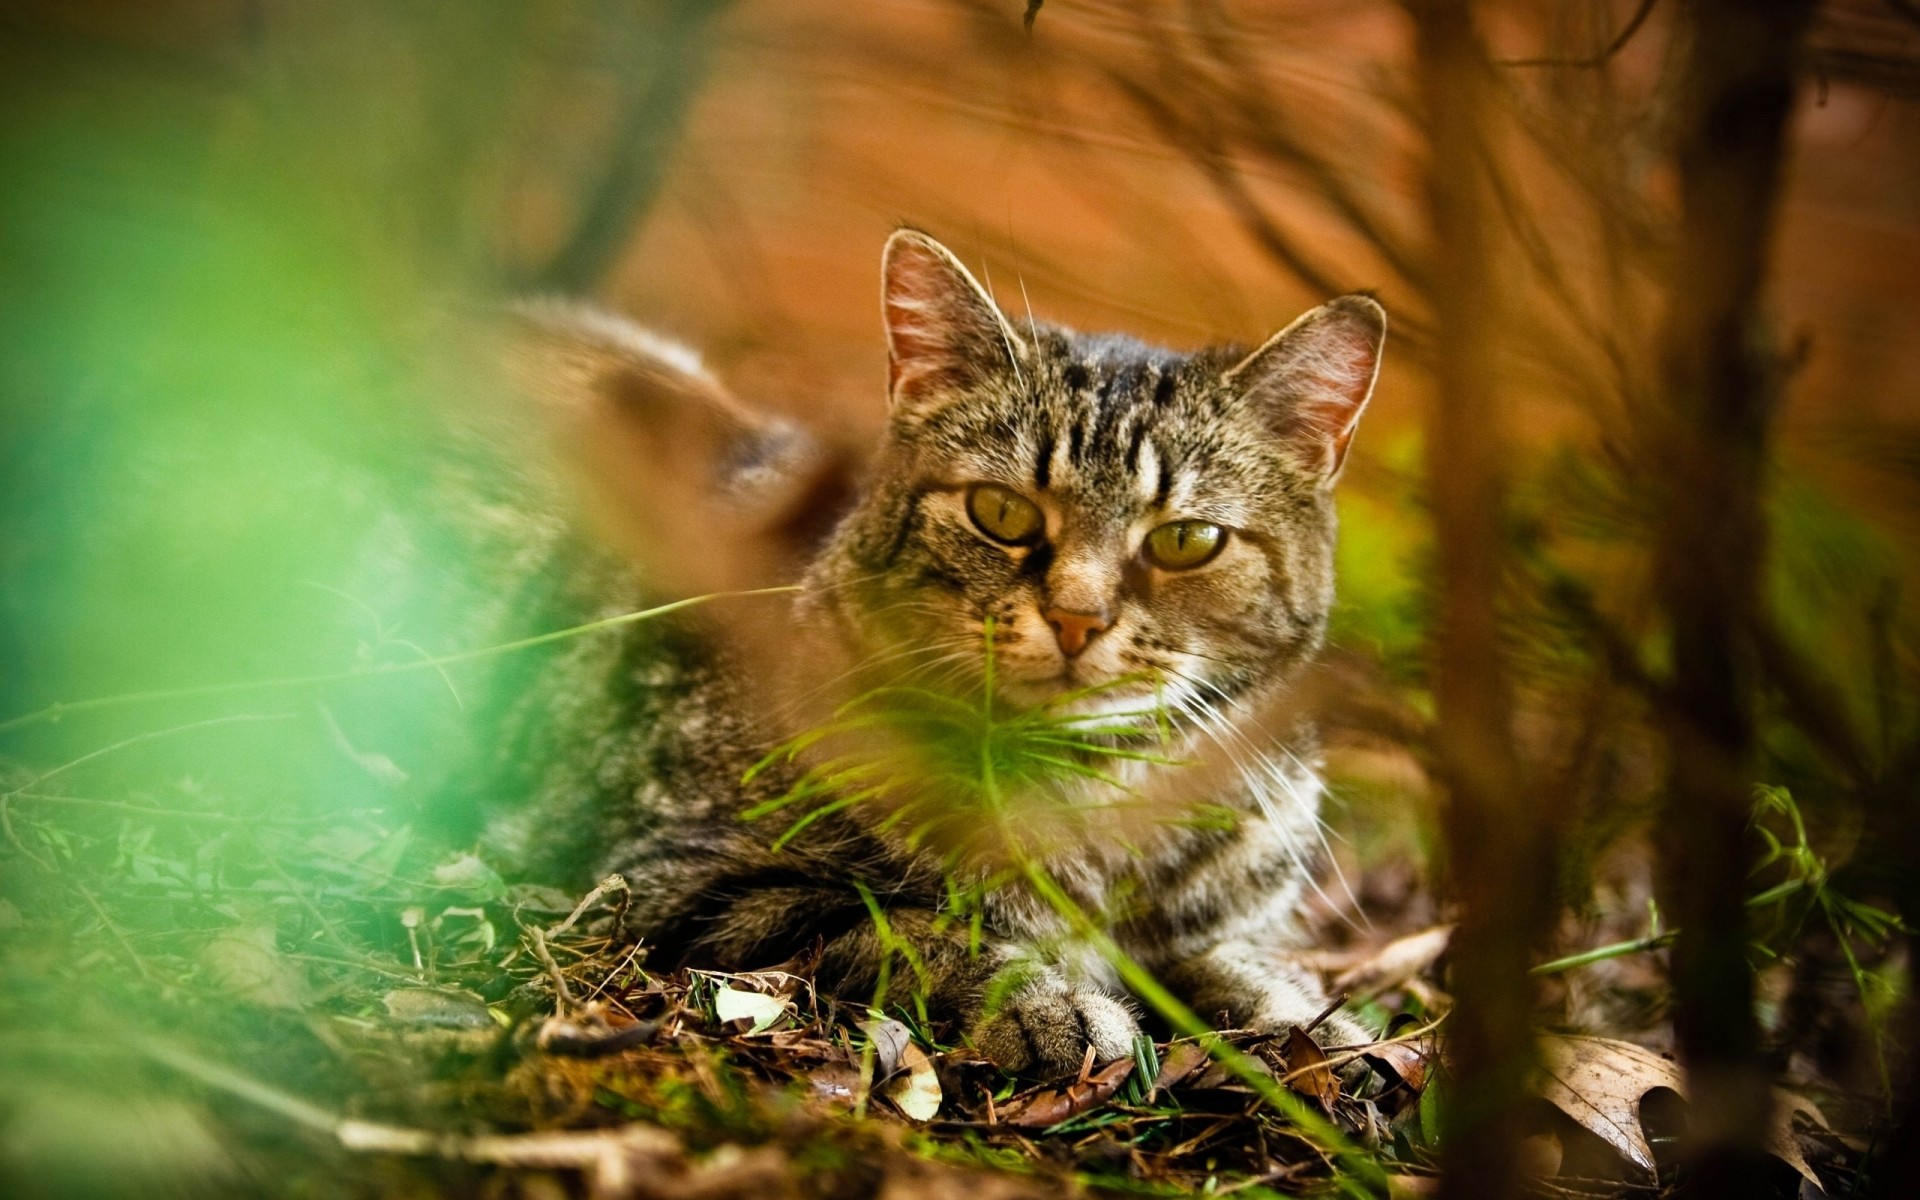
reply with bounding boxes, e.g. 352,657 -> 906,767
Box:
806,230 -> 1385,724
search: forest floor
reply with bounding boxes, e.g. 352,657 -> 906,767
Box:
0,764 -> 1884,1200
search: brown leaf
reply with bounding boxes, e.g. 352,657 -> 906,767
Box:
1000,1057 -> 1135,1128
384,987 -> 494,1030
1516,1132 -> 1563,1180
882,1042 -> 942,1122
1533,1033 -> 1827,1184
861,1018 -> 911,1081
1190,1049 -> 1275,1092
1149,1041 -> 1212,1098
1284,1026 -> 1340,1110
1534,1035 -> 1675,1172
1362,1039 -> 1431,1094
199,925 -> 307,1011
1332,925 -> 1454,998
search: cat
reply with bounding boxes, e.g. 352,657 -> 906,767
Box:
475,229 -> 1387,1075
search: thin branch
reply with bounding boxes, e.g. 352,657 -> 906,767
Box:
1107,74 -> 1353,303
1499,0 -> 1661,69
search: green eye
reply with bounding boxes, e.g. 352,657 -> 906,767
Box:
1144,520 -> 1225,570
966,483 -> 1045,545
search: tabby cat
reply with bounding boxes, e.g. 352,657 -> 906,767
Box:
479,229 -> 1386,1074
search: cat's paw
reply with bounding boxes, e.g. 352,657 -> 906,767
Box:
972,977 -> 1141,1078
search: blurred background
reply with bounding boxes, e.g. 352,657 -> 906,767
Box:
3,1 -> 1919,1197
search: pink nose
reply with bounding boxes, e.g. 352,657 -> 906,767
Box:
1044,607 -> 1111,658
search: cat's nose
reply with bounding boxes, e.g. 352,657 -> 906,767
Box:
1044,607 -> 1110,657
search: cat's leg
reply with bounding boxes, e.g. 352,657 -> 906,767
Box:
1162,939 -> 1373,1049
684,887 -> 1140,1075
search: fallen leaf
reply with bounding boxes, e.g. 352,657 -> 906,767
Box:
713,985 -> 790,1034
883,1042 -> 943,1121
1534,1034 -> 1827,1184
1191,1049 -> 1276,1092
1534,1036 -> 1673,1172
536,1016 -> 660,1056
1516,1132 -> 1563,1180
862,1017 -> 911,1081
1333,925 -> 1454,998
382,987 -> 493,1030
199,925 -> 307,1010
430,853 -> 505,904
1149,1041 -> 1212,1098
809,1064 -> 860,1105
1000,1057 -> 1135,1128
1284,1026 -> 1340,1110
1363,1038 -> 1432,1094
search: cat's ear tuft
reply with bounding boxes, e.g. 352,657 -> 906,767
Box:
881,229 -> 1024,417
1225,294 -> 1386,484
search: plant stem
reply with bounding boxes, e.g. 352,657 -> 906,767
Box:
1531,932 -> 1676,977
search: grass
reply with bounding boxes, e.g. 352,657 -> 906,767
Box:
0,594 -> 1441,1198
0,586 -> 1890,1199
744,617 -> 1401,1196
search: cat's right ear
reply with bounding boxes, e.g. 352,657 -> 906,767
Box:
881,229 -> 1025,419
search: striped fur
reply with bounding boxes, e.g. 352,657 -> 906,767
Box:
475,230 -> 1387,1074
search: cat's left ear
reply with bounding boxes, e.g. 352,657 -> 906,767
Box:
1225,294 -> 1386,484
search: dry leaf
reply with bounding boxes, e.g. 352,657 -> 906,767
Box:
199,925 -> 307,1011
1000,1057 -> 1135,1128
1534,1034 -> 1827,1184
1516,1132 -> 1563,1180
1284,1026 -> 1339,1110
883,1042 -> 943,1121
1191,1049 -> 1276,1092
382,987 -> 493,1030
1149,1041 -> 1212,1098
861,1017 -> 911,1081
713,985 -> 789,1034
1333,925 -> 1454,998
809,1064 -> 860,1106
1363,1039 -> 1432,1094
430,853 -> 506,903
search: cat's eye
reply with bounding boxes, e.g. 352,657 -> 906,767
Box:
1144,520 -> 1225,570
966,483 -> 1045,546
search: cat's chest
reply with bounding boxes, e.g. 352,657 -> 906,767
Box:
977,753 -> 1324,950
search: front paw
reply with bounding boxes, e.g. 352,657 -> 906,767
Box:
972,975 -> 1141,1077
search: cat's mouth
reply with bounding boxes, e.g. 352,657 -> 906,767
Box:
995,668 -> 1169,721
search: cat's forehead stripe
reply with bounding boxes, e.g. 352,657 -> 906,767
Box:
1134,438 -> 1160,503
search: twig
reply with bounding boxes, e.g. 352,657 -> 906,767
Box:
580,940 -> 649,1006
1303,992 -> 1351,1035
266,858 -> 360,960
1274,1017 -> 1446,1090
136,1037 -> 684,1178
0,795 -> 56,871
1499,0 -> 1661,69
530,926 -> 575,1013
547,874 -> 631,939
73,880 -> 154,982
